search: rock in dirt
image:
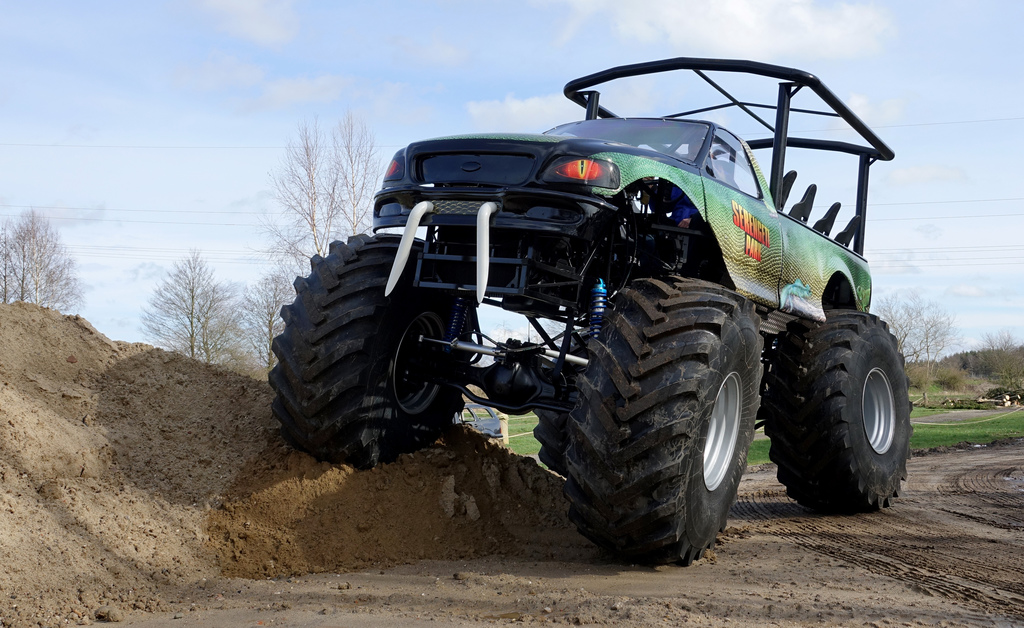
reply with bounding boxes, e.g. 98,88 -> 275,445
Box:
94,605 -> 124,622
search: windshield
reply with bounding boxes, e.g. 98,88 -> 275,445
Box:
545,119 -> 710,163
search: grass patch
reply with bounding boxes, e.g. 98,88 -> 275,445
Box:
506,413 -> 541,457
910,407 -> 958,419
747,408 -> 1024,468
497,408 -> 1024,470
747,438 -> 771,466
910,408 -> 1024,449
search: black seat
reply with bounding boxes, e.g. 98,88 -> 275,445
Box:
812,202 -> 842,236
834,215 -> 861,247
788,184 -> 816,222
777,170 -> 798,210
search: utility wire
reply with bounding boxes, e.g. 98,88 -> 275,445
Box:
7,195 -> 1024,220
0,213 -> 254,227
0,203 -> 264,215
4,116 -> 1023,150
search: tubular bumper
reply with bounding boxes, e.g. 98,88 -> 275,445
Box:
384,200 -> 498,304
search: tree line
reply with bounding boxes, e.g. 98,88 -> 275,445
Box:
0,112 -> 380,377
875,292 -> 1024,398
140,112 -> 380,375
1,210 -> 83,311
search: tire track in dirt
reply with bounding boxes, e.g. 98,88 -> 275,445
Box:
731,447 -> 1024,619
937,462 -> 1024,530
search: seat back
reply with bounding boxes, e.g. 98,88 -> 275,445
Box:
777,170 -> 798,210
834,215 -> 861,247
812,202 -> 842,236
788,184 -> 817,222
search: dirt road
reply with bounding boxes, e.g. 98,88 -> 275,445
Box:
122,442 -> 1024,628
2,302 -> 1022,627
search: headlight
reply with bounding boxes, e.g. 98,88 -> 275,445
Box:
541,157 -> 619,189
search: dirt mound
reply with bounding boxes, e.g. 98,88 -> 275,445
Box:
0,302 -> 277,626
207,427 -> 588,578
0,302 -> 582,627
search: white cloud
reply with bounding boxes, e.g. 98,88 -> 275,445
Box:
127,262 -> 165,283
26,204 -> 108,229
175,52 -> 264,91
847,93 -> 906,126
466,93 -> 583,132
557,0 -> 893,60
914,223 -> 943,240
193,0 -> 299,46
945,284 -> 989,298
393,32 -> 469,67
246,75 -> 351,111
887,165 -> 968,186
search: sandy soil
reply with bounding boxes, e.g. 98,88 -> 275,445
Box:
1,302 -> 1022,627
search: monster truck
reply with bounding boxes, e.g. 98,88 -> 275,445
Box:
269,58 -> 910,565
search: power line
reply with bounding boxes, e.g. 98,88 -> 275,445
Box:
870,197 -> 1024,207
6,196 -> 1024,221
872,255 -> 1023,263
745,115 -> 1024,138
0,213 -> 254,227
873,212 -> 1024,222
0,142 -> 404,149
3,115 -> 1023,151
874,261 -> 1024,268
0,203 -> 264,216
870,244 -> 1024,253
68,243 -> 256,254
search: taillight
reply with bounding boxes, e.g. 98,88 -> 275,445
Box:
542,157 -> 619,189
383,151 -> 405,181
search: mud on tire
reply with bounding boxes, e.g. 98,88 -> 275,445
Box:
269,234 -> 463,469
564,277 -> 762,564
534,409 -> 569,477
760,311 -> 911,512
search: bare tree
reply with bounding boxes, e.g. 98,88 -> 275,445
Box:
1,210 -> 84,311
239,270 -> 293,372
264,113 -> 381,273
980,329 -> 1024,389
0,220 -> 12,304
875,292 -> 959,402
141,250 -> 241,365
336,111 -> 380,237
266,117 -> 341,271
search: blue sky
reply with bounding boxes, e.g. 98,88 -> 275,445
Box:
1,0 -> 1021,350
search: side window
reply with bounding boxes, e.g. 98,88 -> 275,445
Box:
706,130 -> 761,198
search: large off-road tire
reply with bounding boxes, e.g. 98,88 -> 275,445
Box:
564,277 -> 762,564
534,409 -> 569,476
760,311 -> 911,512
269,234 -> 463,469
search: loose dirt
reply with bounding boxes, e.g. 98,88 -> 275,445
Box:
1,302 -> 1022,627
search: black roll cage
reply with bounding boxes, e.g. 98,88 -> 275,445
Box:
564,57 -> 895,255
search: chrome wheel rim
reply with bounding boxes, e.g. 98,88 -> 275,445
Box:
862,367 -> 895,454
392,312 -> 444,415
704,372 -> 741,491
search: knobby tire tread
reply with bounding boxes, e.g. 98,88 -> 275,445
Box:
565,277 -> 762,565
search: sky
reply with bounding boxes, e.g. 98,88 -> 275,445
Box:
1,0 -> 1022,351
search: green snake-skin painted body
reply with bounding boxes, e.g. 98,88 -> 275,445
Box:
400,133 -> 871,321
596,141 -> 870,320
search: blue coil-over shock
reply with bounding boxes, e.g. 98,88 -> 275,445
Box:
589,279 -> 608,338
443,297 -> 470,350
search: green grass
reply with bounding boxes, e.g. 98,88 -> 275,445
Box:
506,413 -> 541,457
910,407 -> 956,419
498,408 -> 1024,470
909,408 -> 1024,449
747,408 -> 1024,467
747,437 -> 771,466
